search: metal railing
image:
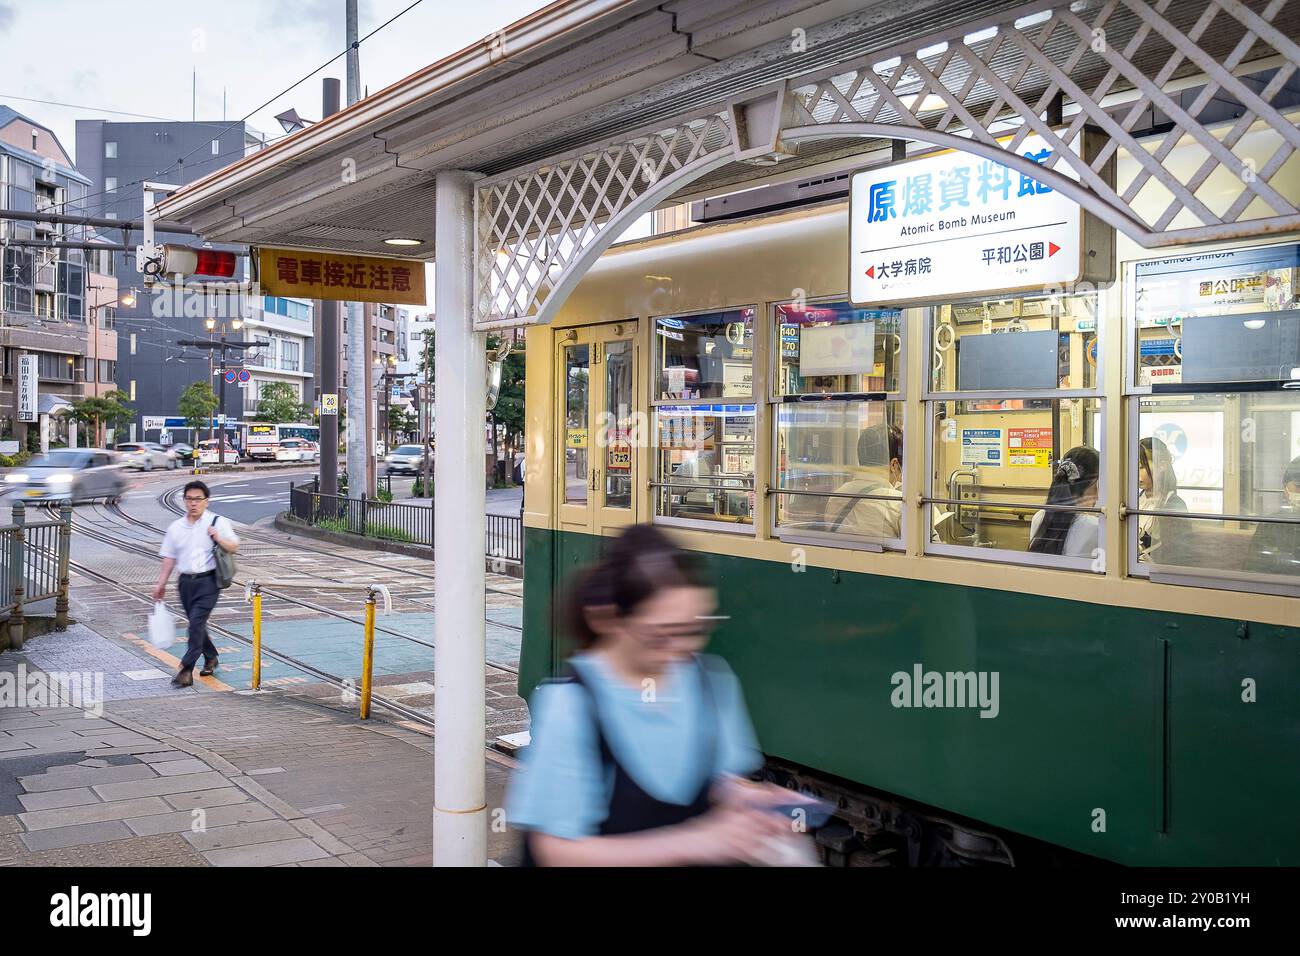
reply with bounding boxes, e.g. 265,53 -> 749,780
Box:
289,482 -> 521,563
0,501 -> 73,649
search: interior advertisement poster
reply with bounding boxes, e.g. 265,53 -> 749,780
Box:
1140,410 -> 1225,514
961,428 -> 1003,467
1008,427 -> 1052,467
850,133 -> 1084,307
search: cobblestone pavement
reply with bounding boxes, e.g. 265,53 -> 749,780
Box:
1,616 -> 522,867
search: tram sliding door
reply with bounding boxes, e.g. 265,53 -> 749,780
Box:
554,323 -> 640,663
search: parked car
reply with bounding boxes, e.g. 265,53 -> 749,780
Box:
383,444 -> 428,475
114,442 -> 177,471
275,438 -> 319,463
4,449 -> 126,503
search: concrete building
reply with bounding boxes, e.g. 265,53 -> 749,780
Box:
0,105 -> 107,450
73,119 -> 306,441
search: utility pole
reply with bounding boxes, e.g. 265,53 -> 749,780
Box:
179,337 -> 255,460
319,77 -> 341,498
344,0 -> 369,500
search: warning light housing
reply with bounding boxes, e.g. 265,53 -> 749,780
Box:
156,245 -> 239,278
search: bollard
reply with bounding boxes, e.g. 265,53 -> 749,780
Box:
9,501 -> 25,651
360,587 -> 377,719
54,502 -> 72,631
251,583 -> 263,691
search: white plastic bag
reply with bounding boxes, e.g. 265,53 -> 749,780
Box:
148,602 -> 176,649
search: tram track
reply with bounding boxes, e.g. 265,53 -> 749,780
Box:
52,483 -> 521,674
39,539 -> 444,731
156,481 -> 527,608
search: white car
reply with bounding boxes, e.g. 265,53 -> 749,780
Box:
275,438 -> 319,462
196,440 -> 240,464
114,442 -> 177,471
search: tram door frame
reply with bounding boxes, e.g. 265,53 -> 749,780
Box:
555,321 -> 641,539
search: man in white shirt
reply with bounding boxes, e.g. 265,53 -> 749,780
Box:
153,480 -> 240,687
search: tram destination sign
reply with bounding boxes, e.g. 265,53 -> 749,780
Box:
850,132 -> 1113,308
258,247 -> 427,306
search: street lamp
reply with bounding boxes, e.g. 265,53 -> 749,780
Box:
85,285 -> 140,446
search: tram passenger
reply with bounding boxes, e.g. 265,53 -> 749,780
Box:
507,524 -> 815,866
1244,456 -> 1300,576
1028,446 -> 1101,558
1137,436 -> 1188,563
823,424 -> 903,538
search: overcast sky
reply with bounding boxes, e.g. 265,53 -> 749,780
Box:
0,0 -> 551,163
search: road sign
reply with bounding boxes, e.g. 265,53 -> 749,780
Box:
223,370 -> 238,384
322,393 -> 339,416
237,369 -> 251,383
218,414 -> 227,425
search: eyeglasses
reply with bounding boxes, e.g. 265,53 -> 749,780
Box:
183,496 -> 208,502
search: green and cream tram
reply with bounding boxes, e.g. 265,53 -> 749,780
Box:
518,119 -> 1300,866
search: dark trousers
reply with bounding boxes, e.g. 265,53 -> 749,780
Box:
177,571 -> 220,672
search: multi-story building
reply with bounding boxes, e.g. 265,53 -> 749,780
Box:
242,295 -> 315,420
73,119 -> 305,439
0,105 -> 108,448
395,311 -> 434,379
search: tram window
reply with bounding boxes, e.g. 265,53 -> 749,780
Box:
773,401 -> 905,546
775,302 -> 902,396
927,398 -> 1105,569
656,308 -> 754,400
602,340 -> 634,510
654,404 -> 755,527
563,345 -> 590,505
1131,391 -> 1300,587
1131,243 -> 1300,389
930,291 -> 1099,393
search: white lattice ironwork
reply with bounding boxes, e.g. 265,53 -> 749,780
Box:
475,112 -> 735,329
477,0 -> 1300,327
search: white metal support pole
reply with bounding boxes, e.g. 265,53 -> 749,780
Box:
432,169 -> 486,866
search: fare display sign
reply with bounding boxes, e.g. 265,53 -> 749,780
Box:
259,248 -> 426,305
850,134 -> 1087,307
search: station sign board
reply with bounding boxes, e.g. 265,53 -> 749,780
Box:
259,247 -> 426,306
850,132 -> 1113,308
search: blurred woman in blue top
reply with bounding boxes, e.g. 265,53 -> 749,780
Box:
507,524 -> 807,866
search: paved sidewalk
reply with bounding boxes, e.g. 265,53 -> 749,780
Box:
1,624 -> 522,867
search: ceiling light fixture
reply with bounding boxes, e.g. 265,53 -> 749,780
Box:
384,238 -> 422,246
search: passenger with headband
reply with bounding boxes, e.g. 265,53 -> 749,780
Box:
1245,456 -> 1300,576
1028,446 -> 1101,558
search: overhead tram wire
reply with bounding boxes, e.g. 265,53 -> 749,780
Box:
52,0 -> 427,218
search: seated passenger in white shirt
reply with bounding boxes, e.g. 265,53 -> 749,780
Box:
1028,446 -> 1101,559
824,424 -> 903,539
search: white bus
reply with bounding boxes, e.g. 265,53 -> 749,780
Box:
245,423 -> 322,461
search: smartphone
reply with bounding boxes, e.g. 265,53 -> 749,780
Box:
761,795 -> 835,829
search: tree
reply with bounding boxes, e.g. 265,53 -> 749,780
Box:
71,390 -> 134,445
388,404 -> 417,441
252,382 -> 306,423
177,381 -> 218,433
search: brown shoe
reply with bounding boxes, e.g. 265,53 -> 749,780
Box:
172,669 -> 193,687
200,657 -> 218,677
